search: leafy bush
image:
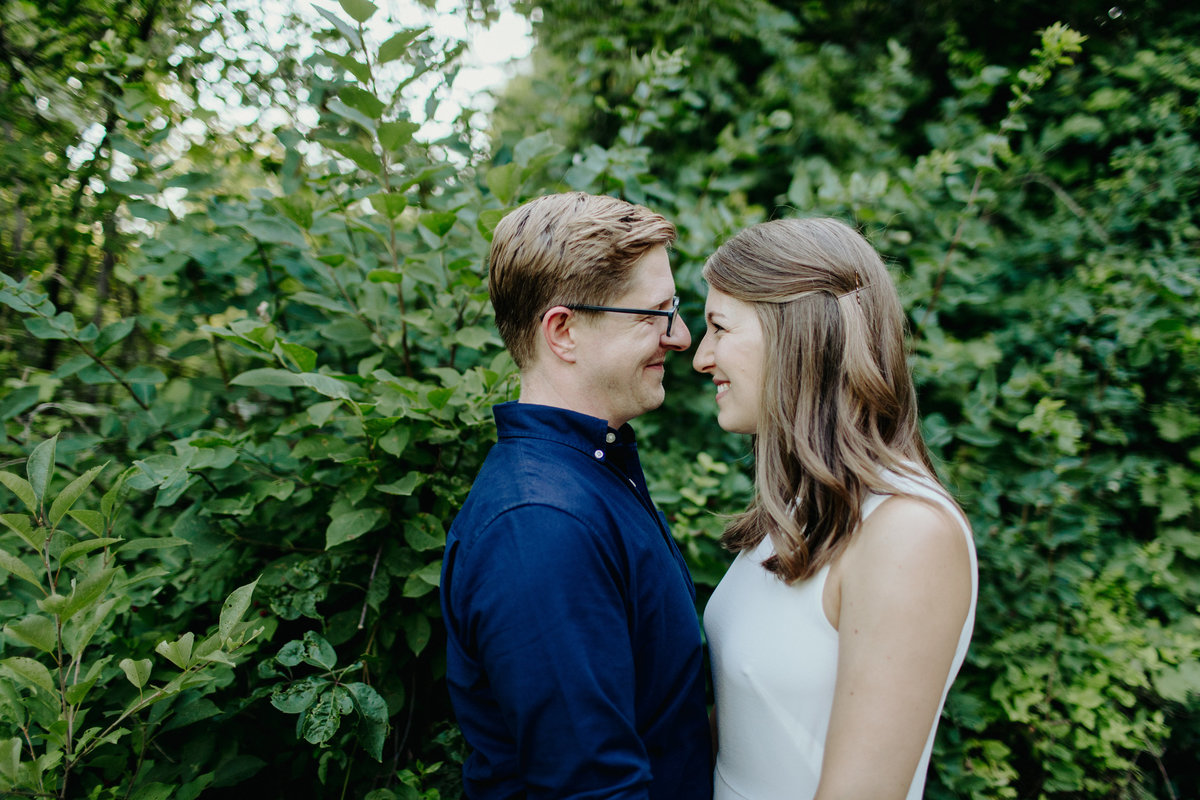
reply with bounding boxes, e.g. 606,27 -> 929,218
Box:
0,435 -> 263,798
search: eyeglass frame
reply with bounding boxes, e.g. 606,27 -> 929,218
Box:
562,295 -> 681,337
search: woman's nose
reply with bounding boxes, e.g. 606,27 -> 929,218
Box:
692,331 -> 714,373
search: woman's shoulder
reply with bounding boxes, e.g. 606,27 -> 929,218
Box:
842,491 -> 974,603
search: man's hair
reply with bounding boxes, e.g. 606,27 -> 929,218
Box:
488,192 -> 676,369
703,216 -> 949,583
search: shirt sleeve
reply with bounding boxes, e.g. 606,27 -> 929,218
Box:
451,503 -> 651,800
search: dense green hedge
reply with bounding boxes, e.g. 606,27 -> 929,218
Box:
1,1 -> 1197,798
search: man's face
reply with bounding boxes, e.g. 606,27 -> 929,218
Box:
571,246 -> 692,428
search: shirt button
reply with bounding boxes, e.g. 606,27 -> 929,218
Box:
594,449 -> 604,459
605,432 -> 616,444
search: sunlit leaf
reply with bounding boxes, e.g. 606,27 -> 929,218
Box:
315,5 -> 362,49
218,579 -> 259,644
0,657 -> 55,694
119,657 -> 152,689
338,0 -> 377,23
26,436 -> 57,506
378,28 -> 427,64
49,464 -> 106,526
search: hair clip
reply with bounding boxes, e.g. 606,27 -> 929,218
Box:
837,272 -> 865,305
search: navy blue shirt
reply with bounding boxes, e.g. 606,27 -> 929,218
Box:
441,402 -> 713,800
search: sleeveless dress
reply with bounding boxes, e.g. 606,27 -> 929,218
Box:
704,471 -> 977,800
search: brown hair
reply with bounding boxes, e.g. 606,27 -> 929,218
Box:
488,192 -> 676,369
703,217 -> 945,583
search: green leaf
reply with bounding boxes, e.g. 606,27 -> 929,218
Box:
58,537 -> 122,567
402,561 -> 441,598
476,207 -> 510,240
302,689 -> 345,745
218,579 -> 259,644
0,548 -> 40,589
0,737 -> 18,785
101,468 -> 133,519
367,192 -> 408,218
321,48 -> 370,84
232,368 -> 352,401
3,616 -> 56,653
244,217 -> 307,249
325,140 -> 382,175
271,676 -> 328,713
26,436 -> 57,507
404,612 -> 431,656
275,195 -> 314,229
49,464 -> 106,526
326,507 -> 385,549
64,597 -> 118,660
513,130 -> 561,169
116,537 -> 190,555
289,291 -> 350,313
123,365 -> 167,384
119,657 -> 152,689
277,342 -> 318,373
63,655 -> 110,704
0,386 -> 40,421
454,326 -> 497,350
52,354 -> 93,379
378,28 -> 428,64
59,566 -> 117,622
485,162 -> 521,205
403,514 -> 444,551
156,632 -> 195,669
376,472 -> 423,496
327,98 -> 378,133
346,681 -> 389,760
1,657 -> 55,694
366,268 -> 404,284
338,86 -> 385,120
0,470 -> 36,513
38,593 -> 69,615
94,318 -> 135,356
0,513 -> 40,548
278,631 -> 338,670
307,400 -> 342,427
127,200 -> 169,222
339,0 -> 377,23
378,120 -> 420,152
130,782 -> 174,800
419,211 -> 457,238
315,5 -> 362,49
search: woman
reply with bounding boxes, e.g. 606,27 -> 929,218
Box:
693,217 -> 977,800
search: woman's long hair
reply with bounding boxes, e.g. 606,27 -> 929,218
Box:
704,217 -> 941,583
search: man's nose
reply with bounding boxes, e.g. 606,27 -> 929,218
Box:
664,315 -> 692,351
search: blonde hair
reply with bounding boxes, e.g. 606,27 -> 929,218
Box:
704,217 -> 941,583
489,192 -> 676,369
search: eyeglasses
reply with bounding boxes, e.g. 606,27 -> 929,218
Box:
565,295 -> 681,336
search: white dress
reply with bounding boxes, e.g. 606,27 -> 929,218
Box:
704,472 -> 978,800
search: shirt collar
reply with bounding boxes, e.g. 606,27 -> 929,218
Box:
492,401 -> 638,459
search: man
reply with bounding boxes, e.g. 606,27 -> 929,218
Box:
441,192 -> 713,800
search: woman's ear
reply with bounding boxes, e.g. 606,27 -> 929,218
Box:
540,306 -> 578,363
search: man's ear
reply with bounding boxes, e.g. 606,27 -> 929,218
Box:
540,306 -> 578,363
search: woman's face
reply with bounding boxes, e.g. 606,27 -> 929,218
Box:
692,287 -> 765,435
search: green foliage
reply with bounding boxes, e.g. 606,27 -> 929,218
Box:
0,436 -> 265,799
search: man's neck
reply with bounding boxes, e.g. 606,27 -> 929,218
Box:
518,368 -> 620,428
